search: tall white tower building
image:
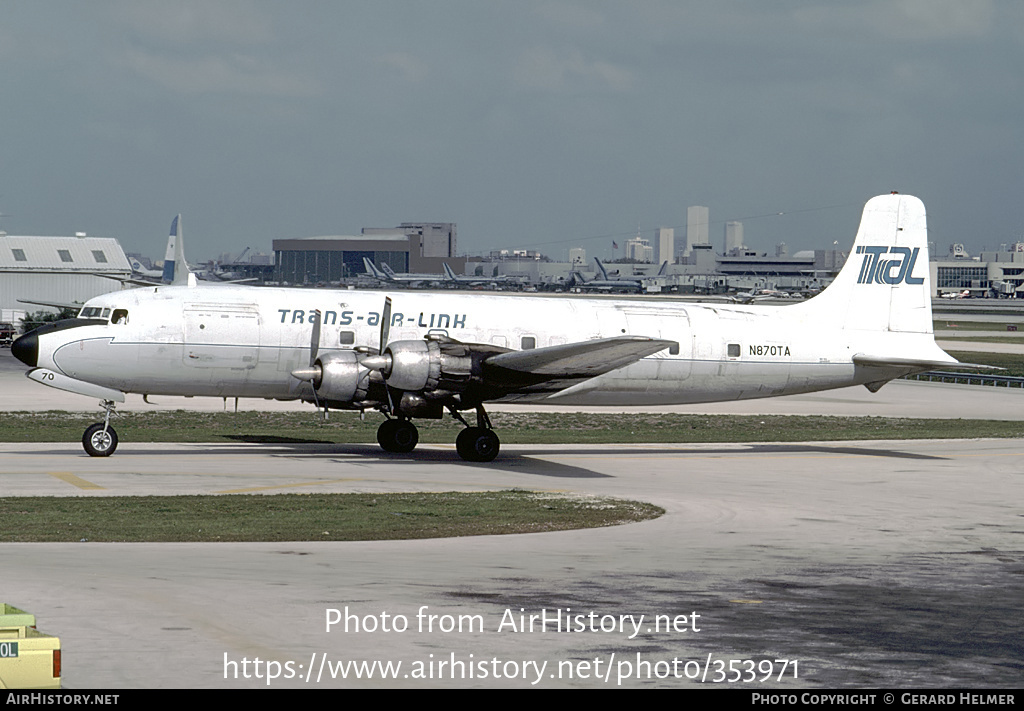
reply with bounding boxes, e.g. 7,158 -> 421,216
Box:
685,206 -> 709,257
724,221 -> 744,254
654,227 -> 674,264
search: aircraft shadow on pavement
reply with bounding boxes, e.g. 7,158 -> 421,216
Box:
11,440 -> 948,483
9,441 -> 611,479
215,439 -> 950,463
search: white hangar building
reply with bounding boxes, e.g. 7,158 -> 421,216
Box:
0,233 -> 132,323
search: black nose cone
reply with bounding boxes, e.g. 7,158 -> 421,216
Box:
12,332 -> 38,367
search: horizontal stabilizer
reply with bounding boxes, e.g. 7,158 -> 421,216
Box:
485,336 -> 676,378
852,354 -> 1000,371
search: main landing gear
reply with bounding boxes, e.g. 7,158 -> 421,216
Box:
455,427 -> 500,463
82,400 -> 118,457
374,404 -> 501,463
376,417 -> 419,453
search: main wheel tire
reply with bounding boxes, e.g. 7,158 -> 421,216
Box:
376,419 -> 419,453
83,423 -> 118,457
455,427 -> 500,462
455,427 -> 478,460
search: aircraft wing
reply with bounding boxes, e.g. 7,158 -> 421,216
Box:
484,336 -> 676,379
18,298 -> 83,311
91,272 -> 161,287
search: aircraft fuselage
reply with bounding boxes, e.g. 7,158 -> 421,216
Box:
26,284 -> 900,407
11,194 -> 958,461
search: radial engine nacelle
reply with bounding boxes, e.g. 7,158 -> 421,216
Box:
299,337 -> 489,412
312,351 -> 371,403
380,339 -> 474,392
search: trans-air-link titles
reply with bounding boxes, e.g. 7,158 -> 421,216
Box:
277,308 -> 467,329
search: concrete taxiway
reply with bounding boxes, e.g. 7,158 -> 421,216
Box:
1,350 -> 1022,688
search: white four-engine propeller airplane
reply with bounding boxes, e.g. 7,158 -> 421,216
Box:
13,193 -> 962,462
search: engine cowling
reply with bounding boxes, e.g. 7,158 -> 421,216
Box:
382,339 -> 473,393
312,351 -> 370,403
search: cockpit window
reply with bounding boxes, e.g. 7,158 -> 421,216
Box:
78,306 -> 120,321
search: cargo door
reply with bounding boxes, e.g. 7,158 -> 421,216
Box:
183,304 -> 260,369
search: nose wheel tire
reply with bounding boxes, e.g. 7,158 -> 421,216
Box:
376,419 -> 419,453
83,423 -> 118,457
456,427 -> 500,462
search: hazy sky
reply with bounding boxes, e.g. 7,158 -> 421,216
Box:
2,1 -> 1022,261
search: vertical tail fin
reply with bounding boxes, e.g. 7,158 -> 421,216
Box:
594,257 -> 610,280
161,215 -> 179,284
363,257 -> 384,279
443,263 -> 457,281
795,193 -> 934,334
161,215 -> 192,286
794,193 -> 956,369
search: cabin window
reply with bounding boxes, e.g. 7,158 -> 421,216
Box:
669,343 -> 680,355
58,249 -> 73,263
101,308 -> 110,319
339,331 -> 355,345
727,343 -> 741,358
521,336 -> 536,350
111,309 -> 129,325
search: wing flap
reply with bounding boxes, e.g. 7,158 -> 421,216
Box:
485,336 -> 676,378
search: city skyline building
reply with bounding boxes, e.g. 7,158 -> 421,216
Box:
655,227 -> 674,264
724,221 -> 744,255
685,206 -> 710,257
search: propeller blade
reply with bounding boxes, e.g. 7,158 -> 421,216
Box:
379,297 -> 392,354
309,309 -> 322,366
356,298 -> 396,375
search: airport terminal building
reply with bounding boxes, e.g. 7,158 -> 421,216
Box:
273,222 -> 464,284
932,249 -> 1024,298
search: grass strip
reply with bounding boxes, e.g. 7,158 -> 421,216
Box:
933,320 -> 1024,332
0,491 -> 663,542
944,350 -> 1024,378
938,337 -> 1024,344
2,411 -> 1024,444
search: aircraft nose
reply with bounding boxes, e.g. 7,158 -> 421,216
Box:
11,331 -> 38,367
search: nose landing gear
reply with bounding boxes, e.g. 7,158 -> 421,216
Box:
82,400 -> 118,457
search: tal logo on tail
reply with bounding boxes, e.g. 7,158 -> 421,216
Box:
855,246 -> 924,285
